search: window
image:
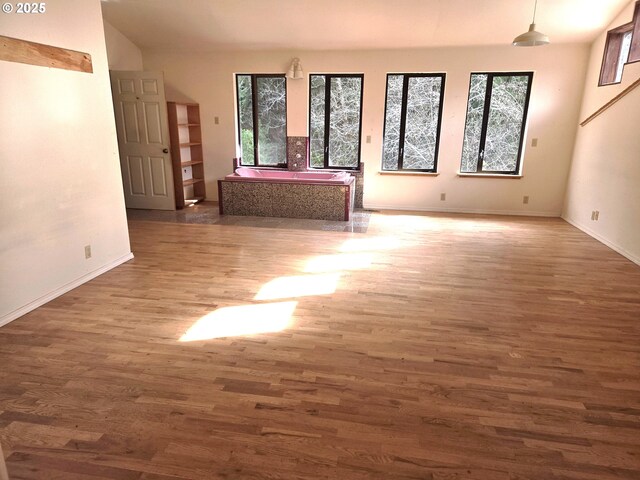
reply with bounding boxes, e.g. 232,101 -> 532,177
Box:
236,74 -> 287,167
382,73 -> 445,172
601,26 -> 634,85
309,74 -> 363,170
460,72 -> 533,175
600,1 -> 640,86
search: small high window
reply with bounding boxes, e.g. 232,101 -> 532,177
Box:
381,73 -> 446,173
309,74 -> 363,170
599,1 -> 640,86
236,74 -> 287,167
460,72 -> 533,175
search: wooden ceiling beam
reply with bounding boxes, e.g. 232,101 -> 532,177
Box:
0,35 -> 92,73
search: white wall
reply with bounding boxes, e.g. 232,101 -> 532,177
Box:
563,0 -> 640,265
103,19 -> 144,71
0,0 -> 132,325
143,44 -> 589,216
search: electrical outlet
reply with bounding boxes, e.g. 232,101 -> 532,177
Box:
523,195 -> 529,204
440,193 -> 446,201
595,210 -> 600,221
214,116 -> 220,125
531,138 -> 538,147
591,211 -> 596,221
366,135 -> 371,144
84,245 -> 91,259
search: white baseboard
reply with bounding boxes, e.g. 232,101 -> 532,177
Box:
561,216 -> 640,266
0,252 -> 134,328
364,204 -> 560,218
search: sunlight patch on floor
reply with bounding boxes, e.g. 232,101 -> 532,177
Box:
304,253 -> 373,273
340,236 -> 404,252
254,273 -> 340,301
179,301 -> 297,342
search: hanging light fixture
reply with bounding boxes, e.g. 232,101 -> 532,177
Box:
286,58 -> 304,79
512,0 -> 550,47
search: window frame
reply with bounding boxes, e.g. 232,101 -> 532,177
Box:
600,24 -> 634,86
307,73 -> 364,171
599,1 -> 640,86
381,73 -> 446,173
460,71 -> 534,176
235,73 -> 288,168
631,1 -> 640,63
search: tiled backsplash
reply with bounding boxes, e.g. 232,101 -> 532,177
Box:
286,137 -> 308,171
285,136 -> 364,208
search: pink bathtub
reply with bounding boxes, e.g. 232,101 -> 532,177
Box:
218,167 -> 356,220
227,167 -> 351,185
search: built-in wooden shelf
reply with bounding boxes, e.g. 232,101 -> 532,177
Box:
167,101 -> 207,209
181,160 -> 203,167
183,178 -> 204,187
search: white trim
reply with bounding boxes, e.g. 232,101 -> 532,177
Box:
561,216 -> 640,266
457,172 -> 523,178
378,171 -> 439,176
0,252 -> 134,328
364,204 -> 559,217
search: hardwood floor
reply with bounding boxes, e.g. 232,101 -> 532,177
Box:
1,212 -> 639,479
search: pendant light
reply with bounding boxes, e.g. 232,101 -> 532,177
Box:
513,0 -> 550,47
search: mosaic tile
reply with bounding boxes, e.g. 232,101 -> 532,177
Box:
286,136 -> 309,171
220,180 -> 351,221
222,182 -> 273,217
271,183 -> 347,221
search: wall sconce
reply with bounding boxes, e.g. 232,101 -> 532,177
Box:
287,58 -> 304,79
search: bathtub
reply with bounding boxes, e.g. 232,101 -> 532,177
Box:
229,167 -> 350,184
218,167 -> 356,221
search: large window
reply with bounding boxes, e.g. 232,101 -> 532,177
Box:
599,1 -> 640,86
460,72 -> 533,175
309,74 -> 363,170
382,73 -> 445,172
236,74 -> 287,167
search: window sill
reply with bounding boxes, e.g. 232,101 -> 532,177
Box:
457,172 -> 522,178
309,167 -> 363,173
378,171 -> 439,177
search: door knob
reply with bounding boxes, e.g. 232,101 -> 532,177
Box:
163,148 -> 169,153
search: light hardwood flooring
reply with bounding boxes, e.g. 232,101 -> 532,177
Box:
0,212 -> 639,479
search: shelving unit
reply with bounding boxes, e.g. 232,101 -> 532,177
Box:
167,102 -> 206,209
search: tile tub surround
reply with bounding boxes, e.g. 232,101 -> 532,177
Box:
219,177 -> 355,221
352,163 -> 364,209
287,136 -> 309,171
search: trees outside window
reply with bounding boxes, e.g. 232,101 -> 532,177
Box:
460,72 -> 533,175
382,73 -> 445,172
309,74 -> 363,170
236,74 -> 287,167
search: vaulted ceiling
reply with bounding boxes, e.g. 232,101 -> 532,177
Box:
101,0 -> 631,51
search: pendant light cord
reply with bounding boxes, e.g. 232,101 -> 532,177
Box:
532,0 -> 538,24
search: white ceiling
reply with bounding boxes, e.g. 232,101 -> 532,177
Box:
101,0 -> 631,52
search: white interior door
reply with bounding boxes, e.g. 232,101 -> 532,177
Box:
110,71 -> 175,210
